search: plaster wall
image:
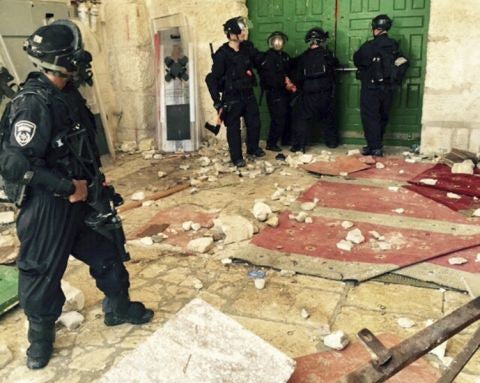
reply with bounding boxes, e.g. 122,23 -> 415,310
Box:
421,0 -> 480,154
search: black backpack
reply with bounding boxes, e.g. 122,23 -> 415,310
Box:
302,48 -> 334,93
371,45 -> 409,86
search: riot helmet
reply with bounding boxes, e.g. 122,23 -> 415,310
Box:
371,14 -> 392,31
24,19 -> 93,86
267,31 -> 288,51
305,27 -> 329,45
223,16 -> 252,37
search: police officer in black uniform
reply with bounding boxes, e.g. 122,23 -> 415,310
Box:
257,31 -> 294,152
205,16 -> 265,168
1,20 -> 153,369
354,14 -> 402,157
289,27 -> 339,153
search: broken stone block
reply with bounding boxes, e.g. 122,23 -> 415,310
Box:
191,223 -> 201,231
419,178 -> 438,186
98,299 -> 295,383
336,240 -> 353,252
392,208 -> 405,214
300,198 -> 319,211
266,215 -> 279,228
61,280 -> 85,312
452,160 -> 475,175
187,237 -> 214,254
130,191 -> 145,201
375,162 -> 385,169
323,331 -> 349,351
138,138 -> 154,152
347,149 -> 360,156
182,221 -> 193,231
446,192 -> 461,199
119,141 -> 137,153
397,317 -> 415,328
214,215 -> 254,245
153,154 -> 163,160
301,308 -> 310,319
341,221 -> 354,229
254,278 -> 266,290
252,202 -> 272,222
221,258 -> 232,265
0,344 -> 13,369
448,257 -> 468,265
305,216 -> 313,224
58,311 -> 85,330
346,228 -> 365,244
140,237 -> 154,246
473,209 -> 480,217
0,211 -> 15,225
157,171 -> 167,178
388,186 -> 400,192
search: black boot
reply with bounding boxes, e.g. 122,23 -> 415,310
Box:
104,293 -> 154,326
26,321 -> 55,369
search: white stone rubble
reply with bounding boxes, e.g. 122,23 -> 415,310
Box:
254,278 -> 266,290
300,198 -> 319,211
187,237 -> 214,254
446,192 -> 461,199
213,215 -> 254,244
130,191 -> 145,201
252,202 -> 272,222
266,215 -> 279,228
323,331 -> 350,350
448,257 -> 468,265
346,228 -> 365,244
375,162 -> 385,169
61,280 -> 85,312
58,311 -> 85,330
157,171 -> 166,178
336,240 -> 353,252
419,178 -> 438,186
347,149 -> 360,156
388,186 -> 400,192
392,208 -> 405,214
182,221 -> 193,231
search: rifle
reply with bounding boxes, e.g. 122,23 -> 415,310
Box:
0,67 -> 15,100
57,124 -> 130,262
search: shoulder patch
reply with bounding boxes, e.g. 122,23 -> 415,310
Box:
14,120 -> 37,146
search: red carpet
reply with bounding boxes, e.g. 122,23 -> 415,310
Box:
251,212 -> 480,267
289,333 -> 440,383
352,157 -> 434,182
299,180 -> 480,224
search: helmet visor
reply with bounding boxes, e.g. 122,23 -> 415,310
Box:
268,35 -> 285,50
237,17 -> 253,31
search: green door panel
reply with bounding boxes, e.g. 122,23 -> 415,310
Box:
248,0 -> 430,147
248,0 -> 336,142
0,265 -> 18,316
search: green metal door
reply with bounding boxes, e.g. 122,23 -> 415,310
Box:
248,0 -> 336,143
248,0 -> 430,147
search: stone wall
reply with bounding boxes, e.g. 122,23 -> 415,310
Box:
95,0 -> 247,144
420,0 -> 480,154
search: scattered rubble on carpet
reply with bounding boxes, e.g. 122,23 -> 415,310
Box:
346,228 -> 365,244
392,208 -> 405,214
419,178 -> 438,186
446,192 -> 461,199
448,257 -> 468,265
252,202 -> 273,222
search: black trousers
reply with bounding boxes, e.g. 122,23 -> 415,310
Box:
292,91 -> 337,149
360,85 -> 394,150
222,93 -> 261,162
266,90 -> 290,148
16,190 -> 130,325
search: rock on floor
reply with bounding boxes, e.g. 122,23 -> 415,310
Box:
98,299 -> 296,383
